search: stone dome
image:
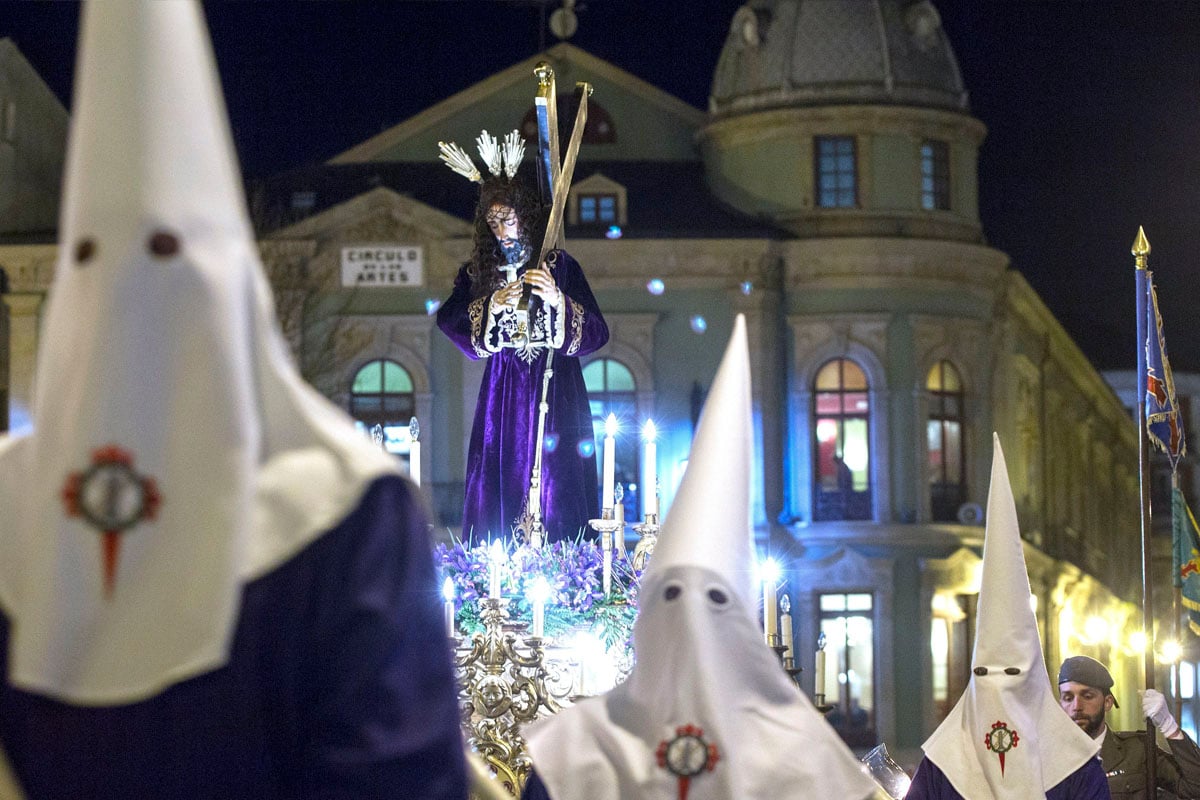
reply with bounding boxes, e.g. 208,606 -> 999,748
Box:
710,0 -> 968,118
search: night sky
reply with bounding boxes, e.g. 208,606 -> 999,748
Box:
3,1 -> 1198,372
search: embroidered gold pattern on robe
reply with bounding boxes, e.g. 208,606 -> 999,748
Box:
566,299 -> 585,356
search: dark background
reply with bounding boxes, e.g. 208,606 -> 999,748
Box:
3,1 -> 1197,371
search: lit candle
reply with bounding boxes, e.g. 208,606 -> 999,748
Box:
761,558 -> 779,642
488,540 -> 504,599
642,420 -> 658,519
815,631 -> 828,697
602,414 -> 617,513
408,416 -> 421,488
442,576 -> 456,638
780,593 -> 793,657
529,577 -> 550,638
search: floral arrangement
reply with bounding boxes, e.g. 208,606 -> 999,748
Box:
435,534 -> 640,652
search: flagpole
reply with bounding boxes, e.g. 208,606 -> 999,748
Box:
1133,225 -> 1158,797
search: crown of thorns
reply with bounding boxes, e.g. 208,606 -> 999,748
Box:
437,129 -> 526,183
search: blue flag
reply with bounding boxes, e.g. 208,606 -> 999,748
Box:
1173,488 -> 1200,635
1145,271 -> 1185,470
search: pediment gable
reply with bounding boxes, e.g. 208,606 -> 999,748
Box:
268,186 -> 471,243
329,43 -> 706,165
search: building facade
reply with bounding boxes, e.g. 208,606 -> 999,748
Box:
0,38 -> 68,433
0,1 -> 1159,760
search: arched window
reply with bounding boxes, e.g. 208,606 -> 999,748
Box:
813,358 -> 871,521
350,359 -> 416,458
583,357 -> 639,519
927,360 -> 966,522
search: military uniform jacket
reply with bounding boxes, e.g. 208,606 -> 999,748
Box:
1101,728 -> 1200,799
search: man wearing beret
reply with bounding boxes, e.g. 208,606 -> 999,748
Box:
1059,655 -> 1200,799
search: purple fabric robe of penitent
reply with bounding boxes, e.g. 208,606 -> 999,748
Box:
437,250 -> 609,542
905,755 -> 1112,800
0,477 -> 467,800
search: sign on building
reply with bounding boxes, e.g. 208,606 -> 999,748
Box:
341,245 -> 423,287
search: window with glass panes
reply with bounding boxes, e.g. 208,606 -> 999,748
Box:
927,360 -> 965,521
349,359 -> 416,461
812,358 -> 871,521
921,139 -> 950,211
583,358 -> 639,519
818,592 -> 876,748
579,193 -> 617,224
930,593 -> 974,724
815,136 -> 857,208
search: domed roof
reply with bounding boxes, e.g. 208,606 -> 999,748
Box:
710,0 -> 968,117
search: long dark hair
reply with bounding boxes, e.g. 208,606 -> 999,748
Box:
466,177 -> 546,297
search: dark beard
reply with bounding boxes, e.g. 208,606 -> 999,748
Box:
1076,708 -> 1106,737
499,239 -> 527,265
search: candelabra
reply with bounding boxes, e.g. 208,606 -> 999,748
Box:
630,514 -> 659,572
454,598 -> 561,796
589,510 -> 624,597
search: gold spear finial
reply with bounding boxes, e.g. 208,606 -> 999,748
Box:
1132,226 -> 1151,269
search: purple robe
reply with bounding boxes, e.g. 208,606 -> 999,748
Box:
905,755 -> 1111,799
0,476 -> 467,800
437,251 -> 608,542
522,769 -> 552,800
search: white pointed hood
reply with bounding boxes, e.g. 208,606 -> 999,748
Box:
0,0 -> 395,704
526,316 -> 878,800
921,435 -> 1098,798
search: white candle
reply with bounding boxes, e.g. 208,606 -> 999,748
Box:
442,577 -> 456,638
642,420 -> 658,519
488,540 -> 504,599
530,577 -> 550,638
602,414 -> 617,512
409,440 -> 421,487
780,596 -> 794,657
408,417 -> 421,487
764,586 -> 778,642
815,647 -> 827,696
761,558 -> 779,642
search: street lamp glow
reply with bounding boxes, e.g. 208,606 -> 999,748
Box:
1083,615 -> 1109,644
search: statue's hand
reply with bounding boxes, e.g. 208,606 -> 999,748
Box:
524,266 -> 562,306
494,281 -> 523,308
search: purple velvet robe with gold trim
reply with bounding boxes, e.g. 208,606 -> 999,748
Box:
437,251 -> 608,542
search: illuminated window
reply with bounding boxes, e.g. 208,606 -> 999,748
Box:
584,358 -> 639,519
579,194 -> 618,224
812,358 -> 870,521
927,360 -> 966,521
350,359 -> 416,460
815,136 -> 857,208
921,140 -> 950,211
931,593 -> 974,724
819,592 -> 876,748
